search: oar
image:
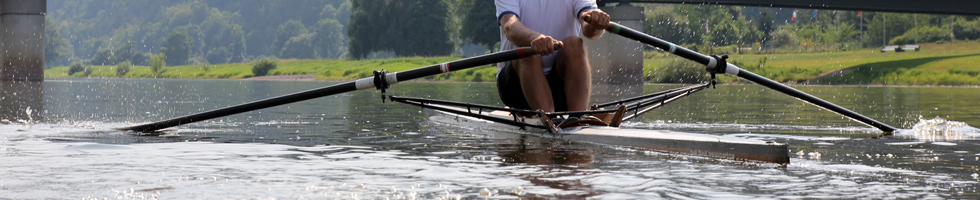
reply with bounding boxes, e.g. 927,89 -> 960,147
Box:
585,15 -> 897,133
119,46 -> 549,132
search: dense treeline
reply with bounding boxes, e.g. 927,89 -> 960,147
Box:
346,0 -> 454,59
44,1 -> 980,69
45,0 -> 351,67
644,5 -> 980,53
44,0 -> 498,67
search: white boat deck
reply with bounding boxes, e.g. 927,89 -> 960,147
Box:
421,104 -> 790,164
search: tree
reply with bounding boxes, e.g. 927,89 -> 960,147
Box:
348,0 -> 453,59
756,8 -> 775,46
131,52 -> 151,66
162,30 -> 194,66
112,41 -> 136,64
44,17 -> 69,67
206,47 -> 232,64
201,9 -> 246,63
347,0 -> 386,59
89,41 -> 150,66
312,18 -> 345,59
769,29 -> 799,48
46,0 -> 361,63
90,48 -> 113,65
280,33 -> 316,59
321,1 -> 352,27
392,0 -> 454,57
273,20 -> 308,56
645,5 -> 694,45
864,12 -> 916,46
204,24 -> 247,64
223,24 -> 247,63
460,0 -> 498,51
150,53 -> 166,76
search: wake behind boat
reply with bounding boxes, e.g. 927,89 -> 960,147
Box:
391,83 -> 790,164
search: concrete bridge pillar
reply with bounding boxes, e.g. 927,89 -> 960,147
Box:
0,81 -> 42,122
0,0 -> 46,81
586,3 -> 645,104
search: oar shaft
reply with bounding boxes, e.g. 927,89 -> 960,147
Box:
120,82 -> 358,132
592,16 -> 896,133
736,69 -> 896,132
120,47 -> 536,132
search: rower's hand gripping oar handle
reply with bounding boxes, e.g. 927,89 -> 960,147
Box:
585,14 -> 725,88
374,43 -> 560,103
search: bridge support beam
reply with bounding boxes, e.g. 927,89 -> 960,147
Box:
0,0 -> 46,81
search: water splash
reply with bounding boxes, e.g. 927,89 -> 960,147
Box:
893,116 -> 980,141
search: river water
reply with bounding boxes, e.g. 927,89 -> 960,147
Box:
1,78 -> 979,199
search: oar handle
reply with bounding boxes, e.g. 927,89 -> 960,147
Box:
587,15 -> 897,133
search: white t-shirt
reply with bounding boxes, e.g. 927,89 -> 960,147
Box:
495,0 -> 597,75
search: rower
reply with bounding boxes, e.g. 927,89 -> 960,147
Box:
494,0 -> 611,126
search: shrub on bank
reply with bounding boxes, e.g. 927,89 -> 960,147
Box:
891,26 -> 952,45
68,62 -> 85,75
252,59 -> 278,76
646,59 -> 707,83
83,66 -> 94,76
116,61 -> 132,76
150,53 -> 166,76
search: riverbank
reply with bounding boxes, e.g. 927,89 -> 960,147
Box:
45,41 -> 980,86
644,41 -> 980,85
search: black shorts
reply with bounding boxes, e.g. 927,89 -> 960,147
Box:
496,61 -> 568,112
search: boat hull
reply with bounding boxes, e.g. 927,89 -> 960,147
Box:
422,105 -> 790,164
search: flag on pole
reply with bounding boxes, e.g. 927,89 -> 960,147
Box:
705,21 -> 710,32
792,9 -> 798,21
813,9 -> 818,18
858,11 -> 862,17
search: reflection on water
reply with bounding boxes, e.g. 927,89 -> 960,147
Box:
1,79 -> 979,198
0,81 -> 43,123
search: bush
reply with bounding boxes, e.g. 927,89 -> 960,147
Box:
646,59 -> 707,83
949,68 -> 980,77
83,66 -> 94,76
116,61 -> 132,76
251,58 -> 278,76
150,53 -> 166,76
769,29 -> 799,48
891,26 -> 951,44
68,62 -> 85,75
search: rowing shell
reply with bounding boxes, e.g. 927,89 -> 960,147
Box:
420,103 -> 790,164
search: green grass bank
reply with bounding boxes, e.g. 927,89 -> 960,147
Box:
644,41 -> 980,85
46,41 -> 980,86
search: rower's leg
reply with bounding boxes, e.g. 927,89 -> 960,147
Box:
556,36 -> 591,111
514,55 -> 555,112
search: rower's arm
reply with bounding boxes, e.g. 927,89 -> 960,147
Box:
500,14 -> 559,55
500,14 -> 538,47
